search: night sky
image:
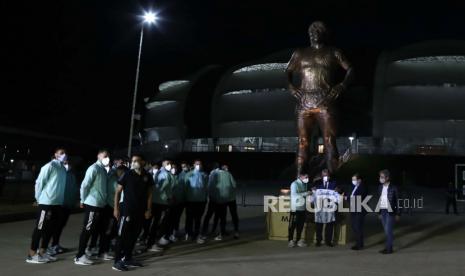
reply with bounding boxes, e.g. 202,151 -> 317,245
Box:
3,0 -> 465,150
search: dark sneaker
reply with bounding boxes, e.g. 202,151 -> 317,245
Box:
112,261 -> 129,271
124,259 -> 143,268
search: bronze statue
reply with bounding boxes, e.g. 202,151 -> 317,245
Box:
286,21 -> 353,176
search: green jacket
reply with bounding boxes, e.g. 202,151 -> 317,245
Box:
185,169 -> 208,202
152,168 -> 174,205
80,161 -> 108,207
35,159 -> 67,205
106,169 -> 119,208
210,169 -> 237,203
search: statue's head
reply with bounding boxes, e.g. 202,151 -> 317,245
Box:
308,21 -> 329,46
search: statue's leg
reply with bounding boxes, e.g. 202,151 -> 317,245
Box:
317,109 -> 339,173
296,110 -> 316,176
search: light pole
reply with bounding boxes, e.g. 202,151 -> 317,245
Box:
127,11 -> 158,157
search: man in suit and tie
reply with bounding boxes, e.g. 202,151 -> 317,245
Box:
377,169 -> 400,254
314,169 -> 337,247
349,173 -> 368,250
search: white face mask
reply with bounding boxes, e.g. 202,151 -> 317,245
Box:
101,157 -> 110,167
379,178 -> 386,184
64,164 -> 70,171
165,164 -> 172,172
352,180 -> 358,186
302,178 -> 309,184
323,176 -> 329,182
131,162 -> 141,170
152,168 -> 158,174
170,168 -> 176,175
194,165 -> 200,171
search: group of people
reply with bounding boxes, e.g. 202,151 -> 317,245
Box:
27,148 -> 239,272
288,169 -> 400,254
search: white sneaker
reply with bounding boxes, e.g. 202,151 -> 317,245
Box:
74,255 -> 94,265
148,244 -> 164,252
297,240 -> 308,247
158,237 -> 170,246
288,240 -> 296,248
43,253 -> 58,262
26,254 -> 48,264
85,247 -> 98,257
214,235 -> 223,241
46,246 -> 57,256
169,234 -> 178,243
101,252 -> 114,261
196,236 -> 206,244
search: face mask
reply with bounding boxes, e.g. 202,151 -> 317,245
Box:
379,178 -> 386,184
302,178 -> 309,184
352,180 -> 358,186
194,165 -> 200,171
131,162 -> 141,170
323,176 -> 329,182
101,157 -> 110,167
64,164 -> 70,171
165,164 -> 172,172
57,153 -> 67,162
170,168 -> 176,175
152,169 -> 158,174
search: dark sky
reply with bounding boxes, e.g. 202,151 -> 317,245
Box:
3,0 -> 465,149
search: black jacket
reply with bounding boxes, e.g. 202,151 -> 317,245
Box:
378,183 -> 400,215
349,183 -> 368,214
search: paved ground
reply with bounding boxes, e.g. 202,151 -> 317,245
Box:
1,203 -> 465,276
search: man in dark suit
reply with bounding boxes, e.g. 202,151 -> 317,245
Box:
314,169 -> 337,247
349,173 -> 368,250
377,169 -> 400,254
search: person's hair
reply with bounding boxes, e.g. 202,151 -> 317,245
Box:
162,160 -> 171,166
193,159 -> 202,165
98,148 -> 109,155
379,169 -> 390,179
299,172 -> 309,177
321,168 -> 329,175
54,147 -> 66,154
116,165 -> 128,171
353,173 -> 361,180
131,153 -> 145,161
212,162 -> 220,170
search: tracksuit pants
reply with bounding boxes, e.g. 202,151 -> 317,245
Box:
185,201 -> 206,238
288,211 -> 306,241
30,204 -> 60,252
114,213 -> 144,263
147,203 -> 171,247
51,206 -> 71,247
76,205 -> 103,258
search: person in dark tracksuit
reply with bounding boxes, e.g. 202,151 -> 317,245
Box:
377,169 -> 400,254
26,148 -> 67,264
74,150 -> 109,265
112,154 -> 153,272
199,164 -> 221,243
348,173 -> 368,250
48,160 -> 78,256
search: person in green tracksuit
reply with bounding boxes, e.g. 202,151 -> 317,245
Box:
147,160 -> 175,252
184,160 -> 208,243
49,160 -> 78,255
168,163 -> 184,242
211,164 -> 240,239
27,148 -> 67,264
74,149 -> 109,266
